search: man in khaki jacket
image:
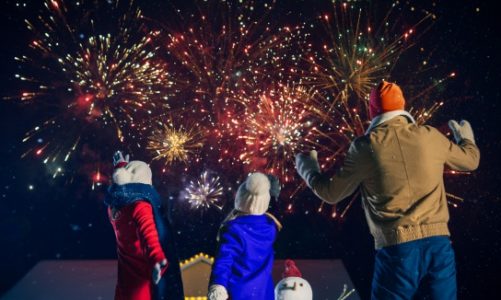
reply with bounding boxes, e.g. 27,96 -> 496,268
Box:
295,81 -> 480,300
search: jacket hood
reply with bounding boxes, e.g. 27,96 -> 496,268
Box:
105,183 -> 160,209
227,214 -> 279,243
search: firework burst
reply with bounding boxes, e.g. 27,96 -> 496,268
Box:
236,84 -> 317,182
284,2 -> 461,214
304,3 -> 429,100
147,121 -> 205,165
13,0 -> 173,164
163,0 -> 303,126
301,2 -> 447,161
183,171 -> 224,210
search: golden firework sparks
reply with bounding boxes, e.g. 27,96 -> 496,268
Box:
148,122 -> 205,165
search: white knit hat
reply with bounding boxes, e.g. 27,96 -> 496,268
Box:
112,160 -> 152,185
234,172 -> 271,215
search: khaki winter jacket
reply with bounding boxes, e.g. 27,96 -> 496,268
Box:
311,116 -> 480,249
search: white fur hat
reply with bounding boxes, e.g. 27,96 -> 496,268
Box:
234,172 -> 271,215
112,160 -> 152,185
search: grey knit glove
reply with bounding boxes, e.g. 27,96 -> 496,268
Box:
295,150 -> 321,188
448,120 -> 475,144
267,174 -> 281,198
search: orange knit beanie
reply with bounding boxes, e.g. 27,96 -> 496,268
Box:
369,81 -> 406,119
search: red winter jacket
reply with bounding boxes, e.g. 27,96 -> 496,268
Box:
108,200 -> 167,300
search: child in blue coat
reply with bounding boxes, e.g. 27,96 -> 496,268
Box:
208,172 -> 282,300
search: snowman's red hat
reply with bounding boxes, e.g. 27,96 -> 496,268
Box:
282,259 -> 302,278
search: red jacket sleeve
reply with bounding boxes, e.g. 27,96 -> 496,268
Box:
132,201 -> 167,267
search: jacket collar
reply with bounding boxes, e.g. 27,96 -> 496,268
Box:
105,183 -> 160,209
365,110 -> 416,134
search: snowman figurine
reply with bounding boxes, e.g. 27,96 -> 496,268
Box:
275,260 -> 313,300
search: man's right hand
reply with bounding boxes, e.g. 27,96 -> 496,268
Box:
295,150 -> 321,188
267,174 -> 281,198
448,120 -> 475,144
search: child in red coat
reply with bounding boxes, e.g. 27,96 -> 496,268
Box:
105,152 -> 184,300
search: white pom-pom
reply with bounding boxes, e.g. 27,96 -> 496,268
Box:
245,172 -> 271,195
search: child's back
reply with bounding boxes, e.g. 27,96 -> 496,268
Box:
208,172 -> 282,300
108,201 -> 163,299
212,214 -> 279,299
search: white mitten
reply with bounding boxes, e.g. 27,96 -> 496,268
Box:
295,150 -> 321,188
208,284 -> 229,300
448,120 -> 475,144
113,151 -> 130,167
152,259 -> 168,285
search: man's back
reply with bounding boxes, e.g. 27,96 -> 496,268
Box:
356,116 -> 479,248
296,81 -> 480,299
308,115 -> 479,248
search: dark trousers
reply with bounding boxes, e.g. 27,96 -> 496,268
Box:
371,236 -> 456,300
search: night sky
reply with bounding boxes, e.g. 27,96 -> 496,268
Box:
1,0 -> 500,299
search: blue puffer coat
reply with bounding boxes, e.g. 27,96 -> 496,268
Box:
210,214 -> 280,300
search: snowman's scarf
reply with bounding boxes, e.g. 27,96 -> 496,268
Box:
105,183 -> 184,300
